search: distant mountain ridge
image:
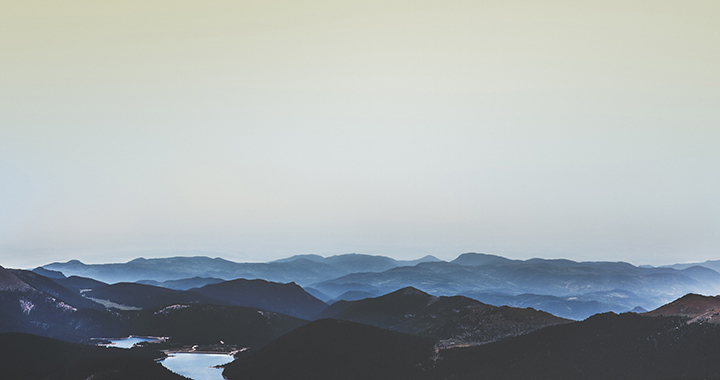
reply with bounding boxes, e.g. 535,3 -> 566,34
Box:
41,254 -> 441,285
312,256 -> 720,319
663,259 -> 720,273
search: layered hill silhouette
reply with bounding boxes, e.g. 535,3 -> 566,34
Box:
313,254 -> 720,319
42,254 -> 440,285
223,319 -> 435,380
40,252 -> 720,320
317,287 -> 569,346
665,259 -> 720,273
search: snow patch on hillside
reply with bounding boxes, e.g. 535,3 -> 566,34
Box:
20,299 -> 35,314
155,304 -> 191,315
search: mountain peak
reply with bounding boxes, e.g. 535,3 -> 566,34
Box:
393,286 -> 430,297
66,259 -> 84,265
645,293 -> 720,323
451,252 -> 513,266
418,255 -> 440,261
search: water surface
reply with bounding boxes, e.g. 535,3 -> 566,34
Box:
160,352 -> 234,380
103,336 -> 155,348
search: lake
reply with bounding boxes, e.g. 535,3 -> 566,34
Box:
101,336 -> 157,348
160,352 -> 234,380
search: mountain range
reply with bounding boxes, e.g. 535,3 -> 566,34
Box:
40,252 -> 720,319
5,252 -> 720,379
42,254 -> 441,285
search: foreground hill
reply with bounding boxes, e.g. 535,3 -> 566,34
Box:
0,333 -> 186,380
223,319 -> 435,380
192,279 -> 327,319
224,303 -> 720,380
644,293 -> 720,323
436,311 -> 720,380
317,287 -> 569,346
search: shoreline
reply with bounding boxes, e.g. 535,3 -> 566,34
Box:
91,335 -> 168,346
163,345 -> 248,355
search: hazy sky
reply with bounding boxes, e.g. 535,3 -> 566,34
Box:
1,0 -> 719,268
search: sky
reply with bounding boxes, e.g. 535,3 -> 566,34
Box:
1,0 -> 719,268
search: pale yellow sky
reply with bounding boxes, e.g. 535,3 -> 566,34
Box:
1,0 -> 719,267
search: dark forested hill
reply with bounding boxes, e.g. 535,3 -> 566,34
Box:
644,293 -> 720,323
222,310 -> 720,380
52,275 -> 107,293
317,287 -> 569,346
127,303 -> 307,347
83,282 -> 217,309
0,333 -> 187,380
191,278 -> 327,319
435,312 -> 720,380
223,319 -> 435,380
